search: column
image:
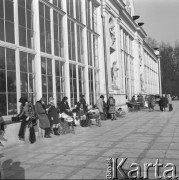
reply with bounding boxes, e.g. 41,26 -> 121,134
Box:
14,0 -> 21,112
82,0 -> 90,104
32,0 -> 42,101
115,17 -> 122,91
63,1 -> 71,106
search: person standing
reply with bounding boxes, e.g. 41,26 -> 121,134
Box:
35,97 -> 51,138
18,97 -> 29,141
167,94 -> 173,112
79,95 -> 88,114
161,94 -> 168,111
47,97 -> 61,135
96,95 -> 105,120
107,96 -> 116,120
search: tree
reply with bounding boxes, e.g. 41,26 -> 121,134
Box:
145,37 -> 159,49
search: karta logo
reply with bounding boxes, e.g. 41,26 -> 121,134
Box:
106,158 -> 178,179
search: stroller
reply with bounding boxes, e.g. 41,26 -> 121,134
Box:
87,108 -> 101,127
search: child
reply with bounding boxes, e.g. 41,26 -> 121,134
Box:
0,113 -> 7,147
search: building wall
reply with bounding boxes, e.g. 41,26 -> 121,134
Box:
0,0 -> 161,119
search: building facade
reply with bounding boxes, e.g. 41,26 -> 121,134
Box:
0,0 -> 161,119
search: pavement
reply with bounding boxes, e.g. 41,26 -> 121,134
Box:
1,101 -> 179,179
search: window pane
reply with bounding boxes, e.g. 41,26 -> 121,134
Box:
39,3 -> 44,17
7,71 -> 16,92
54,40 -> 59,56
40,17 -> 45,35
18,6 -> 26,27
0,94 -> 6,115
18,0 -> 25,8
42,75 -> 46,92
40,35 -> 45,52
20,52 -> 27,72
27,10 -> 32,29
0,47 -> 5,69
55,61 -> 60,76
8,93 -> 17,115
0,70 -> 6,92
41,58 -> 46,74
20,72 -> 28,92
48,76 -> 53,92
19,26 -> 26,47
56,77 -> 60,92
6,21 -> 14,43
29,74 -> 33,92
53,0 -> 57,6
0,19 -> 4,41
5,0 -> 14,22
0,0 -> 4,19
47,59 -> 52,75
26,0 -> 32,10
6,49 -> 15,70
27,29 -> 32,48
53,11 -> 57,24
45,6 -> 50,20
28,54 -> 34,73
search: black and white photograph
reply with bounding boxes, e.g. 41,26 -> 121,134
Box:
0,0 -> 179,179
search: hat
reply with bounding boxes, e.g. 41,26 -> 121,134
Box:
49,97 -> 54,102
40,97 -> 46,102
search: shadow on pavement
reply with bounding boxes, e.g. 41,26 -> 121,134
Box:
0,153 -> 25,179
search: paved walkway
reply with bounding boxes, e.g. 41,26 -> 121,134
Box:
1,101 -> 179,179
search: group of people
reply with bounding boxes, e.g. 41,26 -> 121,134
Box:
96,95 -> 117,120
17,96 -> 78,143
158,94 -> 173,112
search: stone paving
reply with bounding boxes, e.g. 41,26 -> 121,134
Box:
1,101 -> 179,179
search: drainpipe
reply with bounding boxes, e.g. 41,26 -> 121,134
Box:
101,0 -> 109,100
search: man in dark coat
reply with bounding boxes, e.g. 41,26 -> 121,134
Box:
47,97 -> 60,135
35,97 -> 51,138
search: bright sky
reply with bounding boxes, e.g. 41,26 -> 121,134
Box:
134,0 -> 179,46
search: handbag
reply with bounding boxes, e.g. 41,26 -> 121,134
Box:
11,116 -> 20,122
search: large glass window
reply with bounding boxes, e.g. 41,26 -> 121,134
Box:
39,3 -> 51,54
0,0 -> 14,43
55,61 -> 65,101
18,0 -> 34,48
88,68 -> 94,105
68,20 -> 75,61
41,57 -> 53,102
69,64 -> 77,107
0,47 -> 16,115
53,11 -> 64,57
20,52 -> 35,102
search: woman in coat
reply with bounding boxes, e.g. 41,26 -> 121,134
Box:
107,96 -> 116,120
46,97 -> 60,135
35,97 -> 51,138
18,97 -> 29,141
167,94 -> 173,112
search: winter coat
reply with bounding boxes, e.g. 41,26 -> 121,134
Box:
59,101 -> 73,116
161,97 -> 168,108
168,97 -> 172,104
96,98 -> 104,113
108,98 -> 116,114
35,101 -> 50,129
46,104 -> 60,125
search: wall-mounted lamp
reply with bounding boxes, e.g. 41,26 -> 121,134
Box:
138,22 -> 144,26
132,15 -> 140,20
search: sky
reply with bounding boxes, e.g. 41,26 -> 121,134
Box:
133,0 -> 179,46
